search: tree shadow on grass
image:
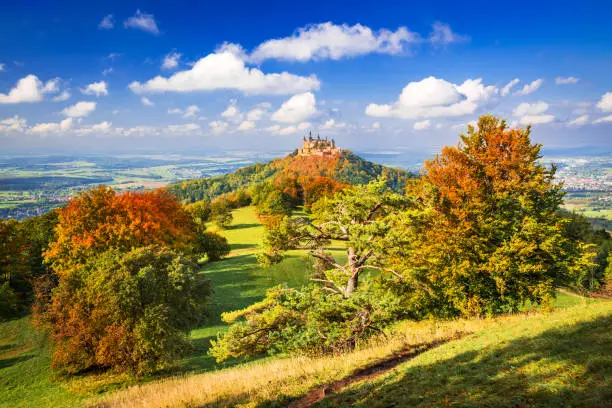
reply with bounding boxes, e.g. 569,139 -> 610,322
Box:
314,314 -> 612,408
0,354 -> 34,370
227,223 -> 260,230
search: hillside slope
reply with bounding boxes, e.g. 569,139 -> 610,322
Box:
166,150 -> 414,203
93,299 -> 612,408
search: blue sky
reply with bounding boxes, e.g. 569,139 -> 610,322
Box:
1,0 -> 611,155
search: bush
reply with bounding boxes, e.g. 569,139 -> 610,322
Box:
198,232 -> 231,261
35,246 -> 210,374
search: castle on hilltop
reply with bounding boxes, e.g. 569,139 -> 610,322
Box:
298,132 -> 340,157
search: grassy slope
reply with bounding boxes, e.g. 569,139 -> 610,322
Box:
0,207 -> 322,407
2,206 -> 610,408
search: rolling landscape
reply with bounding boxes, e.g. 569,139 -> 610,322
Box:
2,1 -> 612,407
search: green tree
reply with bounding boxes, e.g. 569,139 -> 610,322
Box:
36,246 -> 210,374
210,198 -> 233,229
387,115 -> 595,316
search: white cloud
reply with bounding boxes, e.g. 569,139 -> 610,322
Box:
512,101 -> 554,125
428,22 -> 469,45
102,68 -> 113,76
168,108 -> 182,115
365,76 -> 497,119
129,51 -> 320,95
98,14 -> 114,29
272,92 -> 317,123
320,119 -> 348,130
266,122 -> 311,135
593,115 -> 612,124
555,76 -> 579,85
514,79 -> 543,96
567,115 -> 589,126
162,51 -> 181,70
167,123 -> 200,134
221,100 -> 241,119
250,22 -> 419,63
238,120 -> 255,131
0,63 -> 5,71
52,91 -> 71,102
512,101 -> 549,116
246,108 -> 266,121
0,116 -> 27,132
519,115 -> 554,125
0,75 -> 60,104
501,78 -> 519,97
141,97 -> 154,106
371,121 -> 381,129
74,121 -> 113,136
81,81 -> 108,97
413,119 -> 431,130
29,117 -> 73,135
62,101 -> 96,118
596,92 -> 612,112
183,105 -> 200,119
124,10 -> 160,35
209,120 -> 229,134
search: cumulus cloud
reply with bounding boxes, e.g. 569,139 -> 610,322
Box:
141,97 -> 154,106
221,100 -> 242,121
246,107 -> 267,121
62,101 -> 96,118
0,116 -> 27,132
29,118 -> 74,134
52,91 -> 71,102
266,122 -> 311,135
0,75 -> 60,104
250,22 -> 420,63
596,92 -> 612,112
129,51 -> 320,95
555,76 -> 579,85
162,51 -> 181,70
514,79 -> 543,96
593,115 -> 612,124
0,63 -> 5,71
209,120 -> 229,134
428,22 -> 469,45
567,115 -> 589,126
124,10 -> 160,35
272,92 -> 317,123
238,120 -> 256,131
501,78 -> 520,97
413,119 -> 431,130
512,101 -> 554,125
183,105 -> 200,119
81,81 -> 108,97
320,119 -> 348,130
365,76 -> 497,119
167,123 -> 201,134
512,101 -> 549,117
98,14 -> 114,29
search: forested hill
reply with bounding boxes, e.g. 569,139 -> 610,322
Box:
167,149 -> 415,203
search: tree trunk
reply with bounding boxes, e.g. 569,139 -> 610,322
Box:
345,247 -> 358,298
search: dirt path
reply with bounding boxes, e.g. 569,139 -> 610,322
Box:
287,338 -> 454,408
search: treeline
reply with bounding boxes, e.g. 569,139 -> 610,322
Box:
1,186 -> 231,374
210,116 -> 612,362
166,149 -> 413,204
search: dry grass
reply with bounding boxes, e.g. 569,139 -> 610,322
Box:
90,309 -> 562,408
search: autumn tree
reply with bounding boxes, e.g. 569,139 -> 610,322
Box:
35,186 -> 217,374
38,246 -> 209,374
387,115 -> 596,316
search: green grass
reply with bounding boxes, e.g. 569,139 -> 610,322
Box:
0,317 -> 85,408
314,300 -> 612,408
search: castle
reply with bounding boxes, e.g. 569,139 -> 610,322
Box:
298,132 -> 340,157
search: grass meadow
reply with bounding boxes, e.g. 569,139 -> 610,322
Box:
1,206 -> 610,408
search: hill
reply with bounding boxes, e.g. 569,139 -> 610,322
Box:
166,150 -> 414,203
